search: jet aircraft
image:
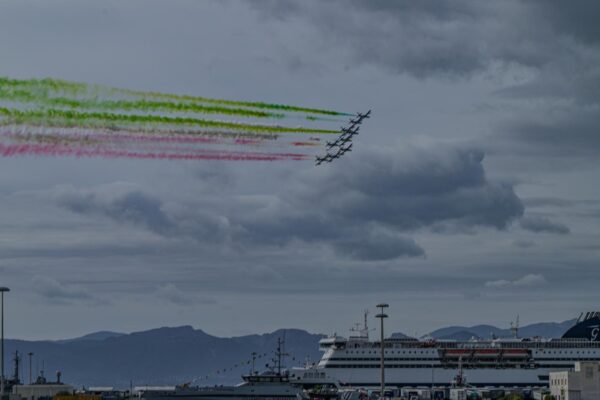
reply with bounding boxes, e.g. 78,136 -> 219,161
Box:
315,154 -> 334,165
349,109 -> 372,125
316,110 -> 370,166
339,143 -> 352,154
341,126 -> 360,135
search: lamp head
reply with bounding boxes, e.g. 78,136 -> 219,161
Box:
0,287 -> 9,293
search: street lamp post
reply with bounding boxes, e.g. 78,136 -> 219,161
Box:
375,303 -> 389,399
0,287 -> 10,399
28,352 -> 33,384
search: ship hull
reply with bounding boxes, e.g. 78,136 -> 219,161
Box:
298,366 -> 561,388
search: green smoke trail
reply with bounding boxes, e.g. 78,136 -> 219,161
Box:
0,77 -> 352,117
122,89 -> 353,117
0,88 -> 286,119
0,76 -> 89,97
0,108 -> 339,135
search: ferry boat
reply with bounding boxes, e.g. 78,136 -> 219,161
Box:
288,311 -> 600,388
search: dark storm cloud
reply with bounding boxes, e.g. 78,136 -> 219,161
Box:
252,0 -> 487,78
520,215 -> 570,235
332,231 -> 424,261
530,0 -> 600,45
252,0 -> 600,157
55,147 -> 523,261
55,185 -> 231,244
57,187 -> 174,234
250,0 -> 598,79
290,148 -> 523,232
522,197 -> 575,208
500,110 -> 600,157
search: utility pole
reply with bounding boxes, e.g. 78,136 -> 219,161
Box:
0,287 -> 10,399
375,303 -> 389,399
28,353 -> 33,384
250,352 -> 257,376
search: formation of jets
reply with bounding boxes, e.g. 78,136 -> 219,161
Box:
315,110 -> 370,165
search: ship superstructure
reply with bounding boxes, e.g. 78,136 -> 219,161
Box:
289,311 -> 600,388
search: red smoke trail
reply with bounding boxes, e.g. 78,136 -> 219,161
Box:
292,141 -> 320,147
0,143 -> 308,161
1,130 -> 320,149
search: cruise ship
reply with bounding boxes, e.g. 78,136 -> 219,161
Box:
288,311 -> 600,388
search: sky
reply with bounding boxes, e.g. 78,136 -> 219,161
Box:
0,0 -> 599,340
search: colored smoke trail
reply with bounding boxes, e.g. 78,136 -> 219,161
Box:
2,123 -> 281,141
0,77 -> 351,117
0,89 -> 286,119
0,108 -> 338,135
0,143 -> 309,161
3,129 -> 319,150
0,76 -> 349,162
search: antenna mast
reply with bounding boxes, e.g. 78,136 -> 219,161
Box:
510,315 -> 520,339
273,337 -> 289,376
13,351 -> 20,384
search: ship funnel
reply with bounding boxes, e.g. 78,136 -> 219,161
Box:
562,312 -> 600,341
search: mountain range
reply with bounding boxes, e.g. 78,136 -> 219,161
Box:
3,319 -> 575,388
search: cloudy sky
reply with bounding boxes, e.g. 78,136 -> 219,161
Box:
1,0 -> 599,340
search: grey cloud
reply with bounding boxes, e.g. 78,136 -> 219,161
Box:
333,230 -> 424,261
216,147 -> 523,260
55,183 -> 234,245
32,275 -> 103,305
485,273 -> 547,289
156,283 -> 216,306
521,197 -> 600,210
250,0 -> 599,79
500,108 -> 600,158
252,0 -> 600,160
56,186 -> 174,234
512,239 -> 537,249
291,147 -> 523,231
55,147 -> 524,261
522,197 -> 574,208
530,0 -> 600,45
520,215 -> 570,235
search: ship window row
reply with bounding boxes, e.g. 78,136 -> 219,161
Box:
346,350 -> 435,354
343,350 -> 600,355
329,357 -> 600,363
537,358 -> 600,362
325,363 -> 578,369
539,350 -> 600,354
344,342 -> 600,350
329,357 -> 439,361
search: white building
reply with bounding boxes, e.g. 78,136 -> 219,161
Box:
12,383 -> 74,400
550,361 -> 600,400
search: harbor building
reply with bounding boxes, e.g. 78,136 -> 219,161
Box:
550,361 -> 600,400
12,383 -> 74,400
12,370 -> 73,400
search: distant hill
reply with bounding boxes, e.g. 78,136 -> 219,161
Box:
390,332 -> 411,339
6,327 -> 325,388
55,331 -> 126,344
3,319 -> 577,388
437,330 -> 482,341
428,319 -> 576,340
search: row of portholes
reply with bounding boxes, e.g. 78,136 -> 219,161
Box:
540,350 -> 599,354
347,350 -> 434,355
